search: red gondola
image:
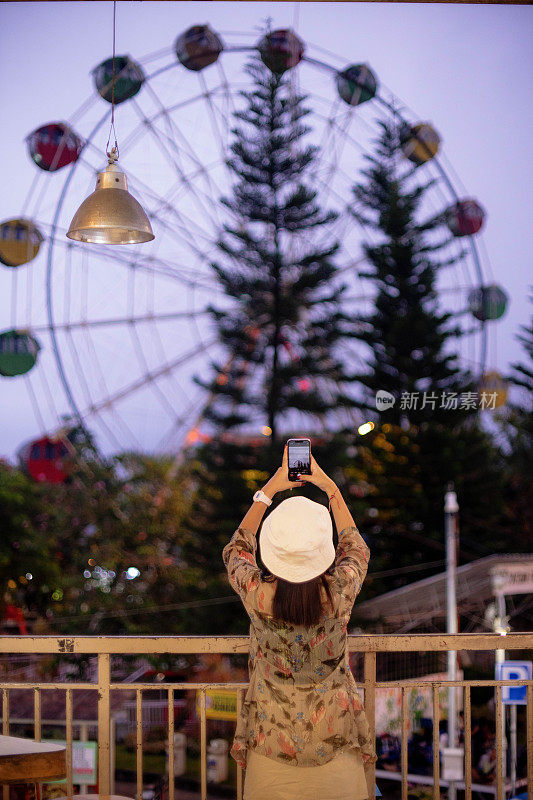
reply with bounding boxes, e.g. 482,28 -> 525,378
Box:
174,25 -> 223,71
27,123 -> 84,172
17,435 -> 70,483
445,199 -> 486,237
258,29 -> 305,74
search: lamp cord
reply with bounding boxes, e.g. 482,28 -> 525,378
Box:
106,0 -> 119,162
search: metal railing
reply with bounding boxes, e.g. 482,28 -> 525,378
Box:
0,633 -> 532,800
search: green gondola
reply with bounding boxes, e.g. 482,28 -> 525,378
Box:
93,55 -> 145,104
336,64 -> 378,107
0,329 -> 41,377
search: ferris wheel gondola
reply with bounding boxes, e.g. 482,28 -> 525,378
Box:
2,24 -> 509,461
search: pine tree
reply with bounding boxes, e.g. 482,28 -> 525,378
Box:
195,56 -> 357,442
350,121 -> 471,426
182,55 -> 372,632
346,122 -> 508,595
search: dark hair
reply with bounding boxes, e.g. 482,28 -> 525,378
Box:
262,566 -> 335,627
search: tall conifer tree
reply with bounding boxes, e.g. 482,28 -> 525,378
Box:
183,56 -> 366,630
195,56 -> 358,440
350,121 -> 471,425
347,122 -> 507,596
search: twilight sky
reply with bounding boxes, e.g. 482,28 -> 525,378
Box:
0,2 -> 532,460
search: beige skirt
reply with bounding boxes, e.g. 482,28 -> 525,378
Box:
243,749 -> 369,800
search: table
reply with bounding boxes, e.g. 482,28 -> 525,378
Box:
0,735 -> 66,783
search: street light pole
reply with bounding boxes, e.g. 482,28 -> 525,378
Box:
445,483 -> 459,800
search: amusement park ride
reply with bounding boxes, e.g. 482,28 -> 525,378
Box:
0,25 -> 509,482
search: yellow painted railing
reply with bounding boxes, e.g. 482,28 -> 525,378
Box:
0,633 -> 532,800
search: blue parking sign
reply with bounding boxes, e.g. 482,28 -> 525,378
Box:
495,661 -> 532,705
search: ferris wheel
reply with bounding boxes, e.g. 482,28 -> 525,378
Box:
0,24 -> 509,468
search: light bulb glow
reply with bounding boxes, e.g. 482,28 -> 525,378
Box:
126,567 -> 140,580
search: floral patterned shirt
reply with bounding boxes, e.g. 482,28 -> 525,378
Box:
222,523 -> 376,769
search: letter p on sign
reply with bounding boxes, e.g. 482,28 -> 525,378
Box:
496,661 -> 532,705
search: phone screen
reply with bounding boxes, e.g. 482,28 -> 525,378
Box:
288,440 -> 310,472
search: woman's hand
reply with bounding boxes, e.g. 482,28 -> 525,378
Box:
263,444 -> 305,498
297,455 -> 336,496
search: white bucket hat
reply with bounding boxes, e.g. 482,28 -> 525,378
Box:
260,496 -> 335,583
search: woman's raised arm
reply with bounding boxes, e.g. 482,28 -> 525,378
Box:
298,456 -> 370,603
297,455 -> 355,532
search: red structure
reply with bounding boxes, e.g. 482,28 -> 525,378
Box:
27,123 -> 83,172
446,199 -> 486,237
17,436 -> 70,483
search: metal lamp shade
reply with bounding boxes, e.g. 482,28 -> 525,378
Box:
66,162 -> 154,244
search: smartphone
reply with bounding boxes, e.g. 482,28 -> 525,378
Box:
287,438 -> 311,480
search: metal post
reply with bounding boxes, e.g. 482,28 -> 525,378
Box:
445,484 -> 459,800
110,717 -> 116,794
97,653 -> 111,799
364,651 -> 377,800
494,590 -> 508,779
79,722 -> 88,795
510,702 -> 517,795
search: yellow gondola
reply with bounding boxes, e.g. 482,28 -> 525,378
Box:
400,122 -> 440,166
0,219 -> 44,267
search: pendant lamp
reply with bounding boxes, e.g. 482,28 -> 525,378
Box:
66,2 -> 154,245
66,147 -> 154,244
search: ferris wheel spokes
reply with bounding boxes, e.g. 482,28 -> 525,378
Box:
79,337 -> 217,419
29,308 -> 212,334
128,98 -> 225,232
49,229 -> 218,291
